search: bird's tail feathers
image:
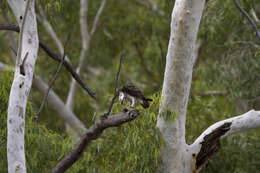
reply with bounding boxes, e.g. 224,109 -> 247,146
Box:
145,98 -> 152,102
141,98 -> 152,109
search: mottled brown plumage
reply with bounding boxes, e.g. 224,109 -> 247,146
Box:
118,85 -> 152,108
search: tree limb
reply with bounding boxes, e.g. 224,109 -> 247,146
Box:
233,0 -> 260,40
66,0 -> 106,109
36,1 -> 71,63
90,0 -> 106,36
191,110 -> 260,170
37,29 -> 72,117
0,24 -> 96,99
197,90 -> 228,96
105,55 -> 123,116
51,110 -> 140,173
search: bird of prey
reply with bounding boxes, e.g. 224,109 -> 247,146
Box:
118,85 -> 152,109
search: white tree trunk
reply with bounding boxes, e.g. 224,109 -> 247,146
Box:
6,0 -> 38,172
157,0 -> 205,172
157,1 -> 260,173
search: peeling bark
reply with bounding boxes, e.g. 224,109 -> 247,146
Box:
195,122 -> 232,170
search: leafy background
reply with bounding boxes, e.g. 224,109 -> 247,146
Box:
0,0 -> 260,172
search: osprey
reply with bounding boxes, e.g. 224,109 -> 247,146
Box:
118,85 -> 152,109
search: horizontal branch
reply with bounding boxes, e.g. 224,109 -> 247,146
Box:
51,110 -> 140,173
191,109 -> 260,170
198,90 -> 228,96
0,24 -> 96,99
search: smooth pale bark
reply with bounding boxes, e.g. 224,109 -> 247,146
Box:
157,0 -> 260,172
192,110 -> 260,150
7,0 -> 38,173
157,0 -> 205,172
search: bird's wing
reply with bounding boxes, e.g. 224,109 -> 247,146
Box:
121,85 -> 146,100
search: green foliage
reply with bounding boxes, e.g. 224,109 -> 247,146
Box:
187,67 -> 260,172
199,0 -> 260,101
0,73 -> 163,172
72,94 -> 163,173
1,0 -> 260,172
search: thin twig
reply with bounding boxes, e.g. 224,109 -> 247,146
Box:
37,31 -> 73,118
105,55 -> 123,116
233,0 -> 260,41
0,24 -> 96,99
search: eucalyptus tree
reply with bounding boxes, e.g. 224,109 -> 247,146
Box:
157,0 -> 260,172
6,0 -> 38,172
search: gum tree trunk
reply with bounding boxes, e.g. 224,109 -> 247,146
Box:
157,1 -> 260,173
157,0 -> 206,172
6,0 -> 38,172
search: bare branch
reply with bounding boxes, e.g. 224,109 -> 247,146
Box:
250,8 -> 260,23
37,31 -> 72,117
90,0 -> 106,36
190,110 -> 260,170
198,90 -> 228,96
33,76 -> 87,135
0,24 -> 96,99
105,55 -> 123,116
36,1 -> 69,60
66,0 -> 106,109
66,0 -> 90,109
233,0 -> 260,40
51,110 -> 140,173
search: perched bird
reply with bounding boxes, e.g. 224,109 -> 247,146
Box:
118,85 -> 152,109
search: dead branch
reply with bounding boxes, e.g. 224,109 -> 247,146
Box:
198,90 -> 228,97
51,110 -> 139,173
233,0 -> 260,40
105,55 -> 123,116
37,30 -> 72,117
